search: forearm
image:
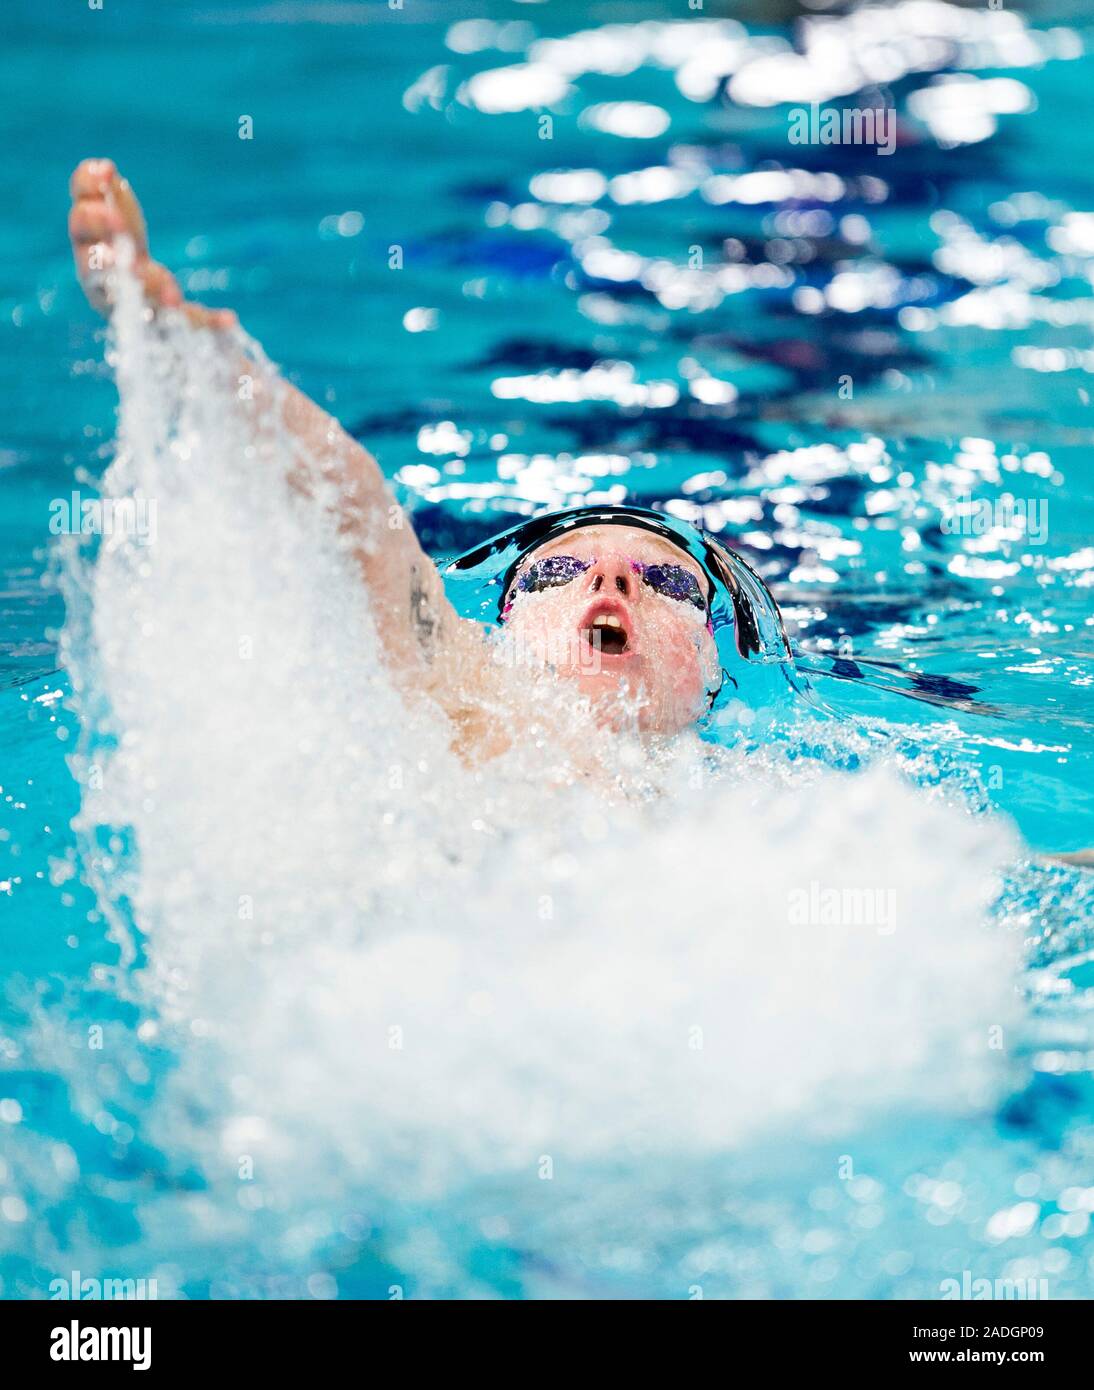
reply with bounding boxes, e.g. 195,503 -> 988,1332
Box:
253,368 -> 459,684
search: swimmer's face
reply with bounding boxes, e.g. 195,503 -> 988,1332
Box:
501,525 -> 721,733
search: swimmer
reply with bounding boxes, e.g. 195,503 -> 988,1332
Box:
68,160 -> 786,746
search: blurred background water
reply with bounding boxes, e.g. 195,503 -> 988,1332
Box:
2,0 -> 1094,1300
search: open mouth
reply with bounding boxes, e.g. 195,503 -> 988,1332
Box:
582,610 -> 631,657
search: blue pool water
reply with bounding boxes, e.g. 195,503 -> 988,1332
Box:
2,0 -> 1094,1299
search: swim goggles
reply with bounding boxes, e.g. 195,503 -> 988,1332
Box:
444,504 -> 791,664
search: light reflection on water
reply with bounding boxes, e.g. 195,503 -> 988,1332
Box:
1,0 -> 1093,1300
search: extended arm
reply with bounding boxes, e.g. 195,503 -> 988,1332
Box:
68,158 -> 467,695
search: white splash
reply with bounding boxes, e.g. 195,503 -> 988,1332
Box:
57,272 -> 1022,1288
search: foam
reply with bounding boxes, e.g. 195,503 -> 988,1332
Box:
56,272 -> 1023,1275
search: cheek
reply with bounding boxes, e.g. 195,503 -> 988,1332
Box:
643,614 -> 719,704
647,606 -> 715,665
501,593 -> 578,667
669,639 -> 709,699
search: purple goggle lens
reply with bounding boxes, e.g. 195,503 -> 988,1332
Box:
505,555 -> 708,615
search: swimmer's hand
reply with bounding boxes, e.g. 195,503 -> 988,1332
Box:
68,159 -> 235,331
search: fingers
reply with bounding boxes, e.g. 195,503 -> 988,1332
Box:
69,157 -> 117,202
69,158 -> 236,332
70,158 -> 148,254
140,260 -> 183,309
70,159 -> 138,312
69,204 -> 179,312
183,302 -> 238,332
110,174 -> 149,258
68,196 -> 125,249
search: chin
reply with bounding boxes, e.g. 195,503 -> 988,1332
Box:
574,667 -> 703,735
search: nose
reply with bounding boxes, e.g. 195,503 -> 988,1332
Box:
586,556 -> 635,599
